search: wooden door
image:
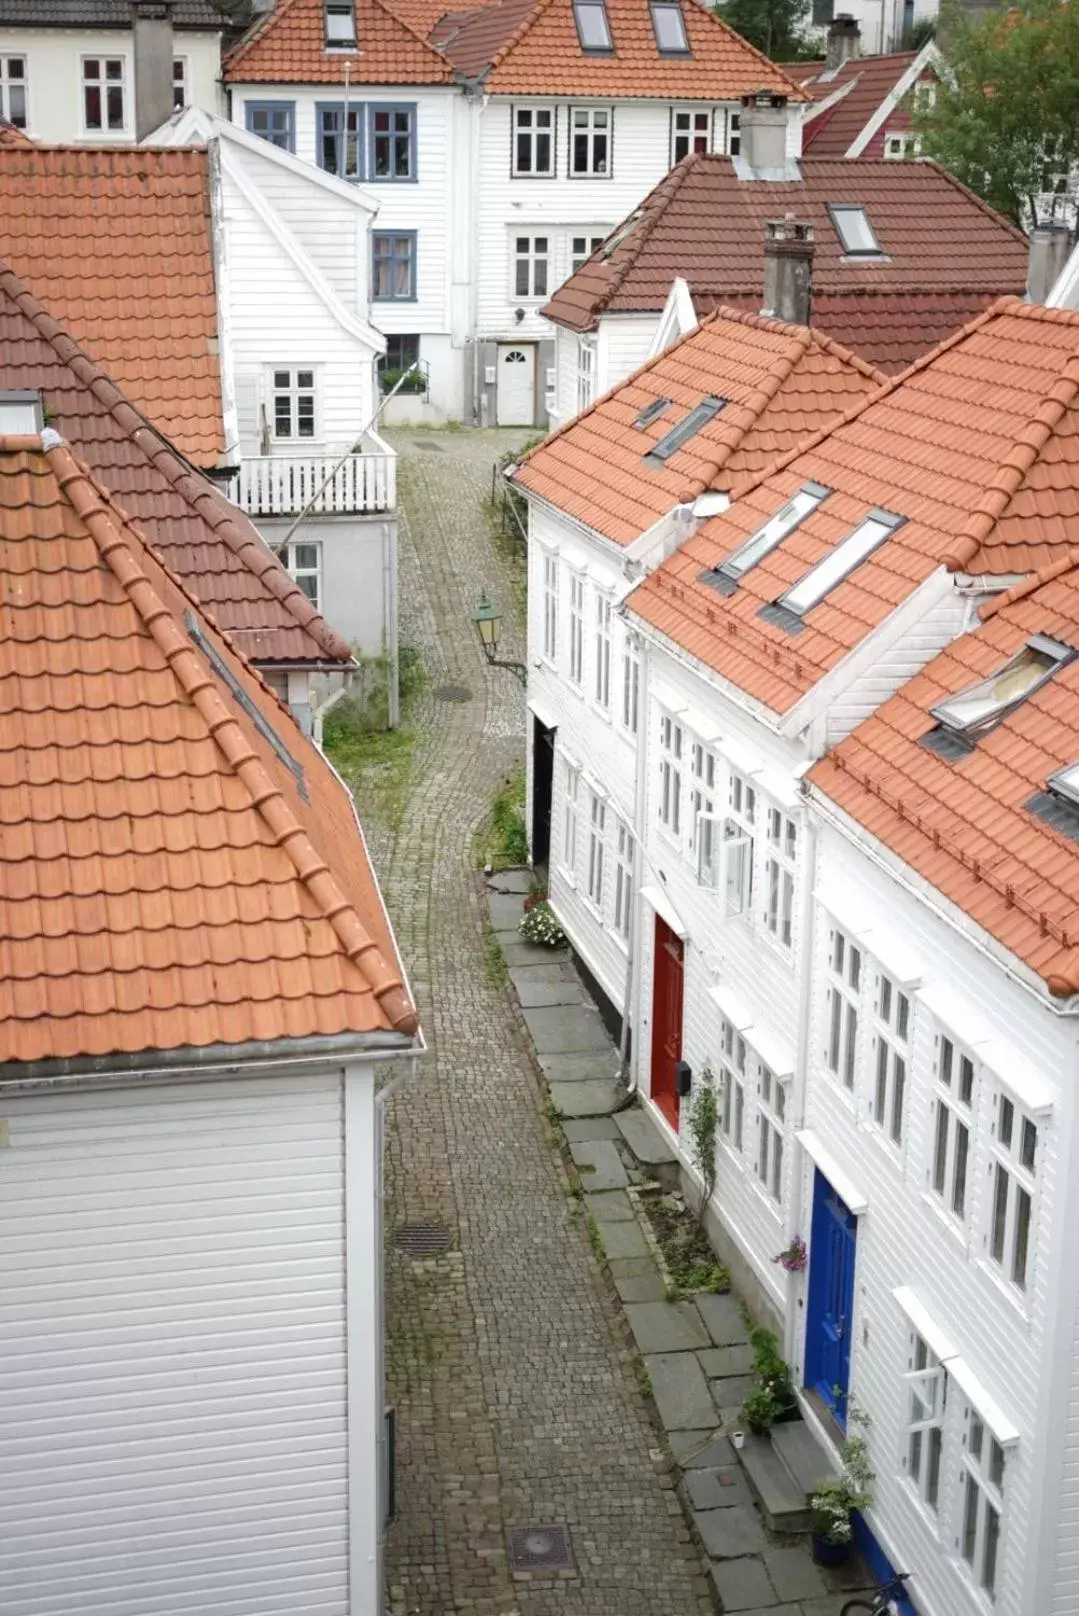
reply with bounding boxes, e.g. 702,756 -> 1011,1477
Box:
650,915 -> 684,1129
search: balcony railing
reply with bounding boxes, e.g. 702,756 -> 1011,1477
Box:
231,440 -> 396,518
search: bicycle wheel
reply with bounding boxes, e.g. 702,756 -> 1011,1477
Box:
839,1601 -> 880,1616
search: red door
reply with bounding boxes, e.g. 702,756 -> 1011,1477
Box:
650,915 -> 684,1129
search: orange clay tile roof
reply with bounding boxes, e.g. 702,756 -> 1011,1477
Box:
543,154 -> 1028,373
0,430 -> 417,1064
626,301 -> 1079,717
0,265 -> 351,667
513,306 -> 884,545
781,50 -> 936,157
0,120 -> 32,147
225,0 -> 454,83
809,557 -> 1079,997
431,0 -> 807,96
0,145 -> 225,468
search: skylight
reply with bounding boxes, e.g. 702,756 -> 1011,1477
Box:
650,0 -> 689,53
324,1 -> 356,44
634,397 -> 670,430
1048,762 -> 1079,807
777,507 -> 903,616
931,637 -> 1073,738
708,482 -> 831,588
0,390 -> 42,432
829,204 -> 882,257
644,396 -> 726,464
573,0 -> 613,53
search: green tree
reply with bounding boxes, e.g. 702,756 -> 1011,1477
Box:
715,0 -> 816,62
916,0 -> 1079,226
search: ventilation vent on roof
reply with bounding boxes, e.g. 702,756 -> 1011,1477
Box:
923,637 -> 1074,754
644,396 -> 726,465
635,397 -> 671,430
700,481 -> 831,594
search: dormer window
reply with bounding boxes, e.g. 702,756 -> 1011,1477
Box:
325,2 -> 356,46
650,0 -> 689,54
573,0 -> 613,54
763,507 -> 903,630
828,204 -> 883,257
701,481 -> 831,595
929,637 -> 1072,741
644,395 -> 725,464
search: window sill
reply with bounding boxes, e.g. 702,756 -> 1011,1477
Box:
974,1257 -> 1033,1324
748,1175 -> 784,1220
581,892 -> 605,925
757,924 -> 797,970
820,1071 -> 858,1115
610,928 -> 629,958
900,1479 -> 943,1540
592,701 -> 613,725
558,867 -> 578,891
511,171 -> 558,180
920,1192 -> 970,1254
863,1116 -> 906,1169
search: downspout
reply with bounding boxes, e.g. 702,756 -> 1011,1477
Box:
622,627 -> 651,1095
312,672 -> 355,748
786,779 -> 819,1369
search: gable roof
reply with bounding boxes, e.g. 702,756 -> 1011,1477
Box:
544,153 -> 1029,373
809,555 -> 1079,998
431,0 -> 806,97
0,264 -> 352,668
782,46 -> 937,158
626,301 -> 1079,716
513,305 -> 884,545
0,144 -> 225,468
0,428 -> 417,1066
225,0 -> 454,83
0,0 -> 225,26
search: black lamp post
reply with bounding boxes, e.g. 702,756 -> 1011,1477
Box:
473,592 -> 526,686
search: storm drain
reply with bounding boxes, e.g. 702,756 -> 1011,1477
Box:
434,684 -> 472,704
507,1524 -> 575,1576
395,1223 -> 452,1257
412,439 -> 444,451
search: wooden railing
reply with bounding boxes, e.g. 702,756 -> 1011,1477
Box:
231,448 -> 396,517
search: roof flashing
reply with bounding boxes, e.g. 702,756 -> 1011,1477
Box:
643,394 -> 726,465
184,611 -> 309,801
634,397 -> 671,430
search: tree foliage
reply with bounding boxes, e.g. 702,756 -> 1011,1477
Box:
715,0 -> 816,62
916,0 -> 1079,226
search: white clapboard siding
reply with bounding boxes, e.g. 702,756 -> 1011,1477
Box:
596,314 -> 659,395
0,1071 -> 351,1616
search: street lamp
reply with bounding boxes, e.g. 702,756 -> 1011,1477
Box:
473,592 -> 526,686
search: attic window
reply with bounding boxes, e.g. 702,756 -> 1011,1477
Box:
635,397 -> 671,429
0,390 -> 43,432
644,395 -> 726,464
325,2 -> 356,46
828,204 -> 883,257
573,0 -> 613,53
701,481 -> 831,595
1048,762 -> 1079,807
650,0 -> 690,54
763,507 -> 904,629
929,638 -> 1073,742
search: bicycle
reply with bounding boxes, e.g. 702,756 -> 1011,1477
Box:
840,1570 -> 911,1616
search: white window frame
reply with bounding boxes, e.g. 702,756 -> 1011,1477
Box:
172,55 -> 188,110
959,1411 -> 1004,1601
930,1033 -> 975,1226
690,741 -> 717,888
571,233 -> 606,274
621,642 -> 639,733
577,336 -> 596,414
562,761 -> 580,875
725,108 -> 740,155
513,234 -> 549,300
542,551 -> 559,661
271,539 -> 322,609
613,818 -> 633,941
763,803 -> 797,951
570,105 -> 612,176
658,712 -> 683,839
987,1092 -> 1037,1293
756,1061 -> 787,1202
512,105 -> 555,175
825,927 -> 861,1091
568,571 -> 585,685
903,1333 -> 945,1514
587,789 -> 606,907
871,970 -> 911,1146
1,55 -> 28,127
594,591 -> 611,709
81,54 -> 127,135
718,1018 -> 746,1152
671,107 -> 711,164
720,769 -> 755,918
270,366 -> 316,441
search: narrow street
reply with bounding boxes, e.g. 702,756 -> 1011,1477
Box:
361,430 -> 710,1616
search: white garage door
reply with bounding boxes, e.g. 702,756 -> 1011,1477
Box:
496,344 -> 536,426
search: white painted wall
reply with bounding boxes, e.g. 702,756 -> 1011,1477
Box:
0,26 -> 222,141
258,512 -> 396,659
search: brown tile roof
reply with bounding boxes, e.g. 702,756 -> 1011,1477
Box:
0,430 -> 417,1064
0,0 -> 227,25
514,306 -> 884,545
0,145 -> 225,467
627,301 -> 1079,716
0,265 -> 351,667
782,50 -> 935,157
809,557 -> 1079,997
0,120 -> 32,147
225,0 -> 454,83
432,0 -> 807,96
542,154 -> 1028,373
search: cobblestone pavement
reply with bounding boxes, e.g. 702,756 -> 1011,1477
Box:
365,429 -> 711,1616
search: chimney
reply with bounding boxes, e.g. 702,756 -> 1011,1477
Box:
1026,222 -> 1073,306
738,91 -> 789,176
825,14 -> 861,70
132,0 -> 174,140
761,215 -> 815,327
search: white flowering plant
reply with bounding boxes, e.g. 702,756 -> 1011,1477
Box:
519,900 -> 566,947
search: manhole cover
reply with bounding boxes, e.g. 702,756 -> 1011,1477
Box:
396,1223 -> 452,1257
435,684 -> 472,704
507,1524 -> 575,1575
412,439 -> 444,451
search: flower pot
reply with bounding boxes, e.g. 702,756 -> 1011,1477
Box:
746,1418 -> 770,1437
773,1401 -> 801,1425
811,1531 -> 851,1567
730,1430 -> 745,1450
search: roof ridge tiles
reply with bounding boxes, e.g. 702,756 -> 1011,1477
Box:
589,156 -> 700,322
978,545 -> 1079,622
689,322 -> 814,493
48,439 -> 418,1036
481,0 -> 552,76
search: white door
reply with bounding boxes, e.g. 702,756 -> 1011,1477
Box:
496,344 -> 536,426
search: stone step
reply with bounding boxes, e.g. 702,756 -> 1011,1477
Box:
734,1432 -> 814,1534
771,1418 -> 839,1500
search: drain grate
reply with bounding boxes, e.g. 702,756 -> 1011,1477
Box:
507,1524 -> 575,1575
396,1222 -> 452,1257
434,684 -> 472,704
412,439 -> 444,452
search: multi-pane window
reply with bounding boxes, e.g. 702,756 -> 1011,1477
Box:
513,106 -> 554,174
763,806 -> 797,949
826,929 -> 861,1090
621,644 -> 639,733
613,819 -> 633,940
672,108 -> 710,162
378,333 -> 421,391
718,1018 -> 746,1150
571,234 -> 605,272
727,110 -> 741,156
690,742 -> 717,887
594,593 -> 611,708
577,338 -> 595,414
83,57 -> 125,131
568,572 -> 585,684
542,552 -> 559,660
172,57 -> 187,110
370,106 -> 414,178
246,100 -> 294,150
373,233 -> 416,300
756,1063 -> 787,1202
318,104 -> 362,179
904,1334 -> 944,1513
659,714 -> 683,837
562,762 -> 580,872
961,1414 -> 1004,1601
989,1094 -> 1037,1292
272,368 -> 315,439
722,770 -> 755,916
271,540 -> 321,608
0,57 -> 26,127
931,1035 -> 974,1223
514,235 -> 549,299
587,791 -> 606,906
570,107 -> 611,175
872,973 -> 910,1145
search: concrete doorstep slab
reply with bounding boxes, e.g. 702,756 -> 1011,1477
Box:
569,1138 -> 629,1190
615,1106 -> 677,1165
522,1003 -> 614,1055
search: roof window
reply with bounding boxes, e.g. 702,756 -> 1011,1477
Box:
0,390 -> 43,432
1028,761 -> 1079,840
634,397 -> 671,430
1048,762 -> 1079,807
768,507 -> 903,625
324,1 -> 356,45
650,0 -> 690,53
927,637 -> 1073,746
573,0 -> 614,54
828,204 -> 883,257
644,395 -> 726,464
701,481 -> 831,596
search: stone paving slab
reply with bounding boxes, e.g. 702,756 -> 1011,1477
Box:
695,1291 -> 750,1346
549,1078 -> 623,1117
685,1465 -> 752,1511
541,1051 -> 619,1084
710,1557 -> 780,1611
595,1219 -> 650,1259
613,1268 -> 668,1302
624,1300 -> 710,1354
569,1139 -> 629,1190
615,1107 -> 677,1164
523,1002 -> 614,1054
509,959 -> 580,985
680,1433 -> 736,1469
485,868 -> 533,894
693,1503 -> 767,1559
668,1429 -> 716,1464
488,892 -> 527,932
563,1116 -> 621,1142
645,1352 -> 718,1432
709,1373 -> 754,1409
514,974 -> 587,1008
764,1547 -> 829,1603
500,935 -> 567,967
699,1343 -> 755,1378
733,1606 -> 804,1616
584,1189 -> 636,1222
802,1596 -> 875,1615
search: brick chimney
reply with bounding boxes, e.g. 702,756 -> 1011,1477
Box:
132,0 -> 174,140
761,215 -> 815,327
1026,222 -> 1073,306
738,91 -> 789,175
825,14 -> 861,70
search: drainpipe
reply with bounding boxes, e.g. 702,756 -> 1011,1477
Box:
786,781 -> 819,1372
621,627 -> 651,1094
312,672 -> 354,749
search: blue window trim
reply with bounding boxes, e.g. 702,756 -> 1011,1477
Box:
372,229 -> 418,302
244,99 -> 296,154
315,100 -> 365,181
367,102 -> 418,182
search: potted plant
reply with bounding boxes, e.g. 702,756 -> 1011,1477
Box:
810,1409 -> 874,1566
741,1324 -> 798,1434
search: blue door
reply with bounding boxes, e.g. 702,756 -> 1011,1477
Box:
805,1170 -> 858,1429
